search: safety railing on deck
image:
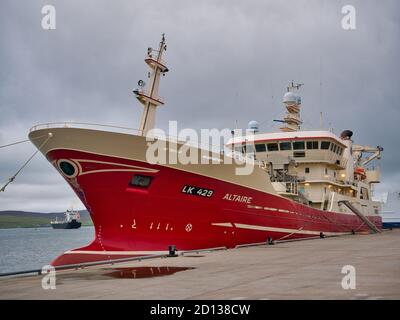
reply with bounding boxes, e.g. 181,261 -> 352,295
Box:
29,122 -> 143,136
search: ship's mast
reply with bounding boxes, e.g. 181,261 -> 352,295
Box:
280,81 -> 303,132
134,34 -> 169,135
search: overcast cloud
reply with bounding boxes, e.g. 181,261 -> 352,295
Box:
0,0 -> 399,211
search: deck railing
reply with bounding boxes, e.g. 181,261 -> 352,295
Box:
29,122 -> 143,136
29,122 -> 252,162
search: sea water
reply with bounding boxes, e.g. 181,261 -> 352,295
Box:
0,226 -> 94,274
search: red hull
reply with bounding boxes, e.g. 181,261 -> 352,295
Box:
47,149 -> 381,266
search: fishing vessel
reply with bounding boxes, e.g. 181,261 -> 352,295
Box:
28,35 -> 383,267
51,209 -> 82,229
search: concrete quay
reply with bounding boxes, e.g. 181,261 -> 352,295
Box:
1,230 -> 399,300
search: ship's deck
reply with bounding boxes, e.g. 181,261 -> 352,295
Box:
1,229 -> 399,299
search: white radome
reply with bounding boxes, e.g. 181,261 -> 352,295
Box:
248,120 -> 260,133
283,92 -> 298,106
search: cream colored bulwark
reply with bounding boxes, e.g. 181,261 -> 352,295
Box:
28,127 -> 277,195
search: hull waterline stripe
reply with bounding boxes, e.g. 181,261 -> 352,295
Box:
233,223 -> 349,236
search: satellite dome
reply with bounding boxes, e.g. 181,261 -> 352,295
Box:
248,120 -> 259,133
283,92 -> 298,106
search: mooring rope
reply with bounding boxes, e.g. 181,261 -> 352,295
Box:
0,139 -> 30,149
0,133 -> 53,192
276,227 -> 305,241
0,133 -> 52,149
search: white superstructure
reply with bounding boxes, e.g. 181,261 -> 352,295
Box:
229,82 -> 383,217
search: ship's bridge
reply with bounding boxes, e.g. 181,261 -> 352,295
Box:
227,130 -> 348,169
227,130 -> 355,207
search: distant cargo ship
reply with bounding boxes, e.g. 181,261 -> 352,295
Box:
51,210 -> 81,229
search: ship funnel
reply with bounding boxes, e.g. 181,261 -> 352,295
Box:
340,130 -> 353,140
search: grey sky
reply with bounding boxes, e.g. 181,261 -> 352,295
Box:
0,0 -> 399,211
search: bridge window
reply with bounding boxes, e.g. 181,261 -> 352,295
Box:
279,142 -> 292,150
267,143 -> 279,151
244,145 -> 254,153
242,145 -> 254,153
293,141 -> 305,150
255,143 -> 266,152
321,141 -> 330,149
306,141 -> 319,149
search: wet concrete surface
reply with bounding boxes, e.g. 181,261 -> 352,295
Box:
0,229 -> 399,299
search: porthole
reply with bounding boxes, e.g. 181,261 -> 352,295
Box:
58,160 -> 78,178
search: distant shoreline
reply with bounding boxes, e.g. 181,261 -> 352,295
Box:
0,225 -> 94,230
0,210 -> 93,229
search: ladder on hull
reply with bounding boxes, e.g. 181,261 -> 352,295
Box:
338,200 -> 381,233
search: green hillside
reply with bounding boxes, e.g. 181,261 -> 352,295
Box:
0,215 -> 52,228
0,211 -> 93,229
